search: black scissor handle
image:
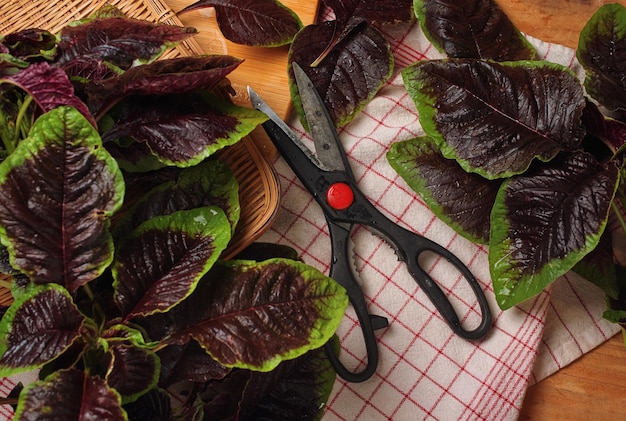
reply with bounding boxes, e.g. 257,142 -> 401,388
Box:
324,182 -> 492,341
379,220 -> 492,340
324,220 -> 388,382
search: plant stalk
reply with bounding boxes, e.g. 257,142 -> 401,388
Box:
10,95 -> 34,153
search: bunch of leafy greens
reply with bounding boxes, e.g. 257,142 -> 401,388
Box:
387,0 -> 626,324
0,5 -> 347,419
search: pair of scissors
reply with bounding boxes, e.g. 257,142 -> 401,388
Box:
248,63 -> 492,383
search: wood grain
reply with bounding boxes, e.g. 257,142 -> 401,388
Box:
497,0 -> 625,50
520,333 -> 626,419
161,1 -> 626,417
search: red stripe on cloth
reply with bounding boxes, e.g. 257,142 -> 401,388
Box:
0,378 -> 16,419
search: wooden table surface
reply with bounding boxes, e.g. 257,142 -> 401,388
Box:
166,0 -> 626,418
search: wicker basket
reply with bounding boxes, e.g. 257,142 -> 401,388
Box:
0,0 -> 281,305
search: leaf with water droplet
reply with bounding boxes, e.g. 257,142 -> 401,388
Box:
289,22 -> 394,128
402,59 -> 587,179
288,0 -> 414,127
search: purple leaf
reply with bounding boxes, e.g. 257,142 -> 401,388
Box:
86,55 -> 242,117
581,100 -> 626,156
238,343 -> 336,420
312,0 -> 414,66
2,62 -> 96,126
113,207 -> 231,319
106,344 -> 159,403
387,136 -> 500,244
14,368 -> 125,420
0,107 -> 124,292
290,22 -> 393,127
325,0 -> 414,26
103,91 -> 265,168
123,388 -> 173,420
1,28 -> 57,62
577,3 -> 626,111
402,59 -> 587,179
113,158 -> 240,237
157,340 -> 230,387
160,259 -> 347,371
57,17 -> 197,69
490,151 -> 620,309
181,0 -> 302,46
413,0 -> 537,60
0,285 -> 84,376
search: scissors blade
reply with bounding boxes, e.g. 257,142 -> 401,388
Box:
248,86 -> 323,169
292,63 -> 350,174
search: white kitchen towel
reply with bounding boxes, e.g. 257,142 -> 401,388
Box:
258,22 -> 620,420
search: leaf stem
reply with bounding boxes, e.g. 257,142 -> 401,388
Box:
82,283 -> 107,326
10,95 -> 33,153
0,278 -> 11,290
612,200 -> 626,235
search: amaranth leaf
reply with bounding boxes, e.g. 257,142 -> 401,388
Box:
123,388 -> 172,420
402,59 -> 587,179
103,92 -> 266,168
577,3 -> 626,112
387,136 -> 500,244
13,368 -> 126,420
311,0 -> 414,66
0,106 -> 124,292
180,0 -> 302,47
290,22 -> 393,128
238,338 -> 338,420
572,229 -> 619,300
106,344 -> 160,404
157,340 -> 230,387
113,158 -> 239,236
1,62 -> 96,127
1,28 -> 57,62
413,0 -> 537,60
489,151 -> 620,309
0,284 -> 85,377
57,16 -> 197,70
113,207 -> 231,319
87,55 -> 242,118
161,259 -> 348,372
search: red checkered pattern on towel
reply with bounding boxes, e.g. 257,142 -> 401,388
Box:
258,22 -> 619,421
0,16 -> 619,421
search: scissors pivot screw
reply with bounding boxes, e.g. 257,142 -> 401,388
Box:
326,182 -> 354,210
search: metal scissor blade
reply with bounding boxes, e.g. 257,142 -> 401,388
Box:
292,63 -> 351,174
247,86 -> 322,169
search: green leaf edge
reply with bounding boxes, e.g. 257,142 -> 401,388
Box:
106,344 -> 161,405
203,258 -> 348,373
386,136 -> 488,244
150,96 -> 268,168
112,206 -> 232,318
0,284 -> 85,377
13,368 -> 128,421
576,3 -> 626,111
401,59 -> 582,180
412,0 -> 537,60
488,171 -> 620,310
0,106 -> 125,285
